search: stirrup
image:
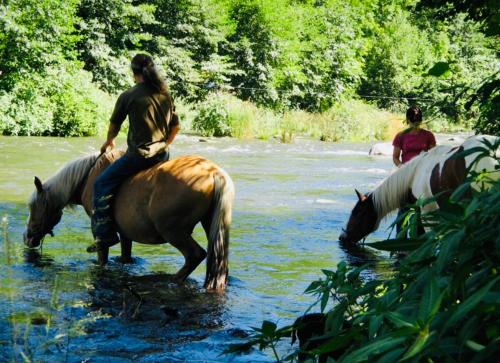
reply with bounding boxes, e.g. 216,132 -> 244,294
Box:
87,236 -> 120,253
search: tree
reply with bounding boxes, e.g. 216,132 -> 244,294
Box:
0,0 -> 80,91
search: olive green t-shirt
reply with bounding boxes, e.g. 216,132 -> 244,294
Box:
110,83 -> 179,158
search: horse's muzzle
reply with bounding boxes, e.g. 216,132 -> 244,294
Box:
23,230 -> 41,248
338,231 -> 348,243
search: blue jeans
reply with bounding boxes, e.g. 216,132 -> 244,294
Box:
91,150 -> 169,245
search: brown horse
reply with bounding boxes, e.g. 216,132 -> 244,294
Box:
23,150 -> 235,291
339,135 -> 499,244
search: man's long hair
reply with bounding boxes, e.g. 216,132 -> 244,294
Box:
131,54 -> 168,95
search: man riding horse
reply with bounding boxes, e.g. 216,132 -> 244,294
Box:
90,53 -> 180,252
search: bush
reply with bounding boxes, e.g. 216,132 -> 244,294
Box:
49,67 -> 113,136
189,93 -> 401,142
0,66 -> 113,136
191,93 -> 280,138
192,94 -> 231,137
317,99 -> 396,142
0,75 -> 54,136
225,95 -> 280,139
227,141 -> 500,362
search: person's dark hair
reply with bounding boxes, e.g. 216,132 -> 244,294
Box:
406,105 -> 423,124
131,54 -> 168,94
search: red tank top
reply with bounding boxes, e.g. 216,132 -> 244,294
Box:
392,129 -> 436,163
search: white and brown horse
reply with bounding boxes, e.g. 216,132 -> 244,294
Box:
339,135 -> 499,244
24,150 -> 235,291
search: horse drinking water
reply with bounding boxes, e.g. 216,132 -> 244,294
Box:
339,135 -> 499,244
23,150 -> 235,291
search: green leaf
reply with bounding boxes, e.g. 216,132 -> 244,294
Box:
427,62 -> 451,77
347,264 -> 368,280
369,315 -> 383,339
326,302 -> 347,335
320,291 -> 330,312
450,181 -> 471,201
465,198 -> 481,218
470,338 -> 500,363
339,336 -> 407,363
445,276 -> 500,331
322,269 -> 335,277
400,330 -> 434,361
465,340 -> 485,352
305,280 -> 322,293
261,320 -> 276,337
435,229 -> 464,272
452,146 -> 486,159
384,312 -> 415,329
375,347 -> 405,363
418,276 -> 443,322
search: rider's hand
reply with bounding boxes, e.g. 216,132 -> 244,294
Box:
100,139 -> 115,154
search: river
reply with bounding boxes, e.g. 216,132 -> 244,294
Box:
0,135 -> 400,362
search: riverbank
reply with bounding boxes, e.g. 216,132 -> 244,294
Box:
1,88 -> 471,143
160,94 -> 472,143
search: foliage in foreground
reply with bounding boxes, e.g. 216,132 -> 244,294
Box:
226,142 -> 500,362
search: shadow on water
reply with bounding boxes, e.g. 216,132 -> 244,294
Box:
24,247 -> 228,322
23,247 -> 55,267
86,265 -> 226,327
337,240 -> 379,268
74,265 -> 253,362
4,252 -> 246,362
337,239 -> 397,280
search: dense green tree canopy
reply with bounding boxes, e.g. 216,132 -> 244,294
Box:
0,0 -> 498,136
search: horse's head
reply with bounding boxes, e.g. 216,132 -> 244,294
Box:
339,189 -> 378,244
24,177 -> 63,248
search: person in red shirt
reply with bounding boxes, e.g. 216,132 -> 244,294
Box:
392,105 -> 436,235
392,105 -> 436,167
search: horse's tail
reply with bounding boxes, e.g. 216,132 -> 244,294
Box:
205,169 -> 235,291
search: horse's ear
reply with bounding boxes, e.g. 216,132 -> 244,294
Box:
354,189 -> 367,202
34,176 -> 43,193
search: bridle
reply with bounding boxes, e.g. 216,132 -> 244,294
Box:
27,152 -> 104,249
28,199 -> 60,249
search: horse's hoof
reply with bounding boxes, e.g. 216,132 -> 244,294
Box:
171,275 -> 186,285
86,244 -> 98,253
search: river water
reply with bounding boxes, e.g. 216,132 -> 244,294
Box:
0,135 -> 398,362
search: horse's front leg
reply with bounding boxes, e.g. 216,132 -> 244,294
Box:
120,237 -> 133,263
97,247 -> 109,265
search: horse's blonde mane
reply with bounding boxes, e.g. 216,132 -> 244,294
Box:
41,153 -> 100,209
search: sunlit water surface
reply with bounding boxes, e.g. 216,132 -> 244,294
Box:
0,135 -> 400,362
